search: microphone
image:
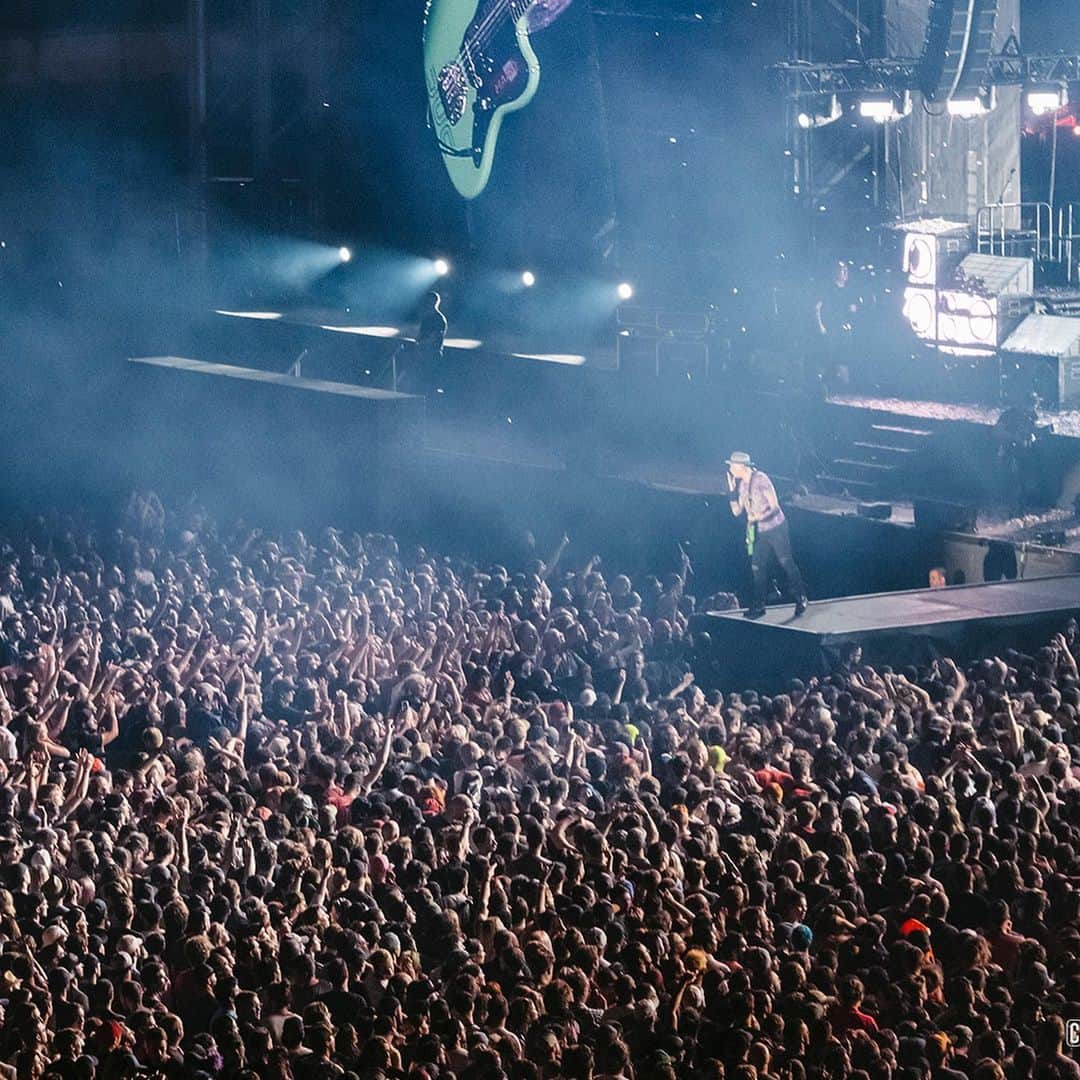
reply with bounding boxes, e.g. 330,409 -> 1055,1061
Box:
997,167 -> 1017,205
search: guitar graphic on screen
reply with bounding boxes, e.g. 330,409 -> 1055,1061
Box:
424,0 -> 570,199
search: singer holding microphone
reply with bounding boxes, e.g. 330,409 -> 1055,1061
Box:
726,451 -> 808,620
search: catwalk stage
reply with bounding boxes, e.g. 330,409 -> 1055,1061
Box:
693,575 -> 1080,689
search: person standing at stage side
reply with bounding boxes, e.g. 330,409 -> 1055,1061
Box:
417,291 -> 448,364
812,259 -> 860,393
726,451 -> 808,620
397,292 -> 448,392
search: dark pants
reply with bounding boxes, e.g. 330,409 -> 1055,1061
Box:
750,520 -> 806,610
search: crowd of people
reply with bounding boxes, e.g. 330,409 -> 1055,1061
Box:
1,493 -> 1079,1080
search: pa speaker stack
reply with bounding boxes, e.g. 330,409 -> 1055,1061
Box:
935,253 -> 1034,351
896,219 -> 970,345
920,0 -> 1000,105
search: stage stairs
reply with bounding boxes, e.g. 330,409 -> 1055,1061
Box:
816,415 -> 933,500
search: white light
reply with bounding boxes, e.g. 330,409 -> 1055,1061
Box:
434,258 -> 450,276
338,246 -> 352,263
947,89 -> 995,118
947,99 -> 985,117
797,95 -> 842,129
215,310 -> 283,320
512,353 -> 588,366
858,91 -> 911,123
320,325 -> 400,338
521,270 -> 536,287
444,338 -> 483,349
617,282 -> 634,301
859,100 -> 894,121
1026,85 -> 1067,116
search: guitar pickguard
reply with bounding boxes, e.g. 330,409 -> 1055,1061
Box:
464,8 -> 532,151
424,0 -> 544,198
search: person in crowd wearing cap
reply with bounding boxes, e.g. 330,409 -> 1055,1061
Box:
726,451 -> 808,619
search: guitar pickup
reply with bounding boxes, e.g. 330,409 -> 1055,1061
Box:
437,63 -> 468,125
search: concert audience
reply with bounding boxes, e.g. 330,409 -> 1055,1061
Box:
0,494 -> 1078,1080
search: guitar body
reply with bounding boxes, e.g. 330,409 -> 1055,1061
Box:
424,0 -> 541,199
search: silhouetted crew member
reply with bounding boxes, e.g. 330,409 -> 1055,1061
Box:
416,292 -> 448,363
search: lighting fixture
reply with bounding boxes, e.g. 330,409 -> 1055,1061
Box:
1026,82 -> 1068,117
797,94 -> 843,129
946,88 -> 996,118
858,90 -> 912,123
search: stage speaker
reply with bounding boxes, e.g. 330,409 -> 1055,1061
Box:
857,501 -> 893,520
920,0 -> 958,100
902,224 -> 970,287
920,0 -> 1000,102
914,498 -> 978,533
935,254 -> 1034,350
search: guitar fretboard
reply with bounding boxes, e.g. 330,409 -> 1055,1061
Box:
466,0 -> 532,52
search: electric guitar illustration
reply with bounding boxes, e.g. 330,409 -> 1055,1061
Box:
424,0 -> 570,199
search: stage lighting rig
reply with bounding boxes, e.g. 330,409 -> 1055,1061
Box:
858,90 -> 912,123
797,94 -> 842,129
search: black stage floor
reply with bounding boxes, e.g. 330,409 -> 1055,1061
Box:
693,575 -> 1080,689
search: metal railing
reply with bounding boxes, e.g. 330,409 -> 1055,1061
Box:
1057,203 -> 1080,284
976,202 -> 1055,263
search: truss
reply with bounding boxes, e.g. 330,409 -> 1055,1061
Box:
774,53 -> 1080,98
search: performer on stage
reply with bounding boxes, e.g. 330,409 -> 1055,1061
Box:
396,292 -> 447,392
417,292 -> 448,363
726,451 -> 808,620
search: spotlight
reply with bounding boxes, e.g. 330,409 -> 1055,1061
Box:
858,90 -> 912,123
1027,82 -> 1068,117
947,88 -> 995,118
338,246 -> 352,263
434,257 -> 451,277
617,282 -> 634,301
521,270 -> 536,287
797,94 -> 842,129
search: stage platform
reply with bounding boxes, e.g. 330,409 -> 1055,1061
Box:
126,356 -> 424,526
828,392 -> 1080,441
693,575 -> 1080,689
208,307 -> 619,376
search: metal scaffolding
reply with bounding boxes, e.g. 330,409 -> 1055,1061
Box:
774,50 -> 1080,97
185,0 -> 333,239
785,0 -> 887,232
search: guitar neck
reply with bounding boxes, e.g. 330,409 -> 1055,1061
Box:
466,0 -> 533,50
